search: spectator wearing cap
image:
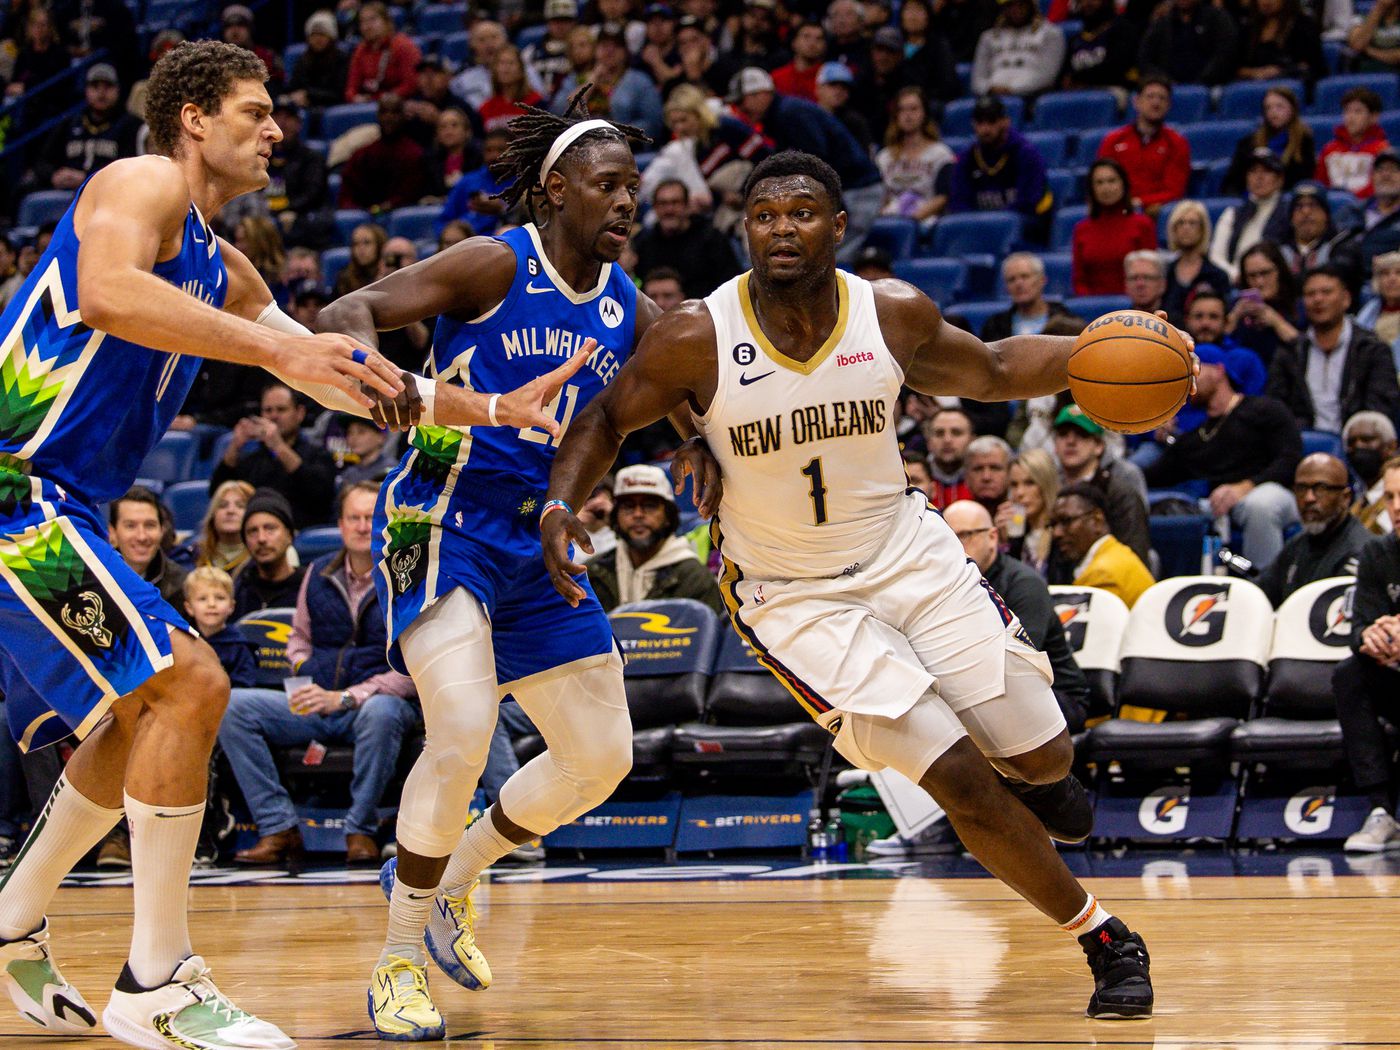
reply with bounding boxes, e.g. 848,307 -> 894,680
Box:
638,3 -> 682,88
1096,77 -> 1191,219
287,277 -> 329,331
526,0 -> 581,95
265,96 -> 332,250
1072,159 -> 1158,295
814,62 -> 875,154
213,381 -> 338,531
1060,0 -> 1136,90
1052,405 -> 1152,567
1359,148 -> 1400,267
876,86 -> 954,223
552,25 -> 664,139
771,21 -> 827,102
1137,0 -> 1239,86
288,10 -> 350,111
1210,148 -> 1292,280
1222,86 -> 1317,195
232,489 -> 306,620
346,0 -> 422,102
1267,264 -> 1400,433
437,126 -> 511,236
1280,181 -> 1362,289
1256,453 -> 1369,607
1146,344 -> 1303,565
970,0 -> 1064,98
221,4 -> 284,87
337,94 -> 431,213
586,466 -> 723,614
981,252 -> 1071,341
1357,252 -> 1400,367
32,62 -> 140,191
729,66 -> 884,262
1316,87 -> 1391,198
404,56 -> 480,151
632,179 -> 740,298
947,94 -> 1052,231
1052,483 -> 1155,609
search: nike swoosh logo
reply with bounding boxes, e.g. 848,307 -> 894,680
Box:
525,282 -> 554,294
739,371 -> 775,386
51,993 -> 95,1027
214,269 -> 223,289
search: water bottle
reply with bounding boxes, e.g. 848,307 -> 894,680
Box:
1200,532 -> 1222,575
826,817 -> 847,862
807,816 -> 830,861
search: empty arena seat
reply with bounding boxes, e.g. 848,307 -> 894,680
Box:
1068,125 -> 1117,163
1149,514 -> 1211,578
238,608 -> 295,687
1039,251 -> 1074,299
861,215 -> 917,261
387,205 -> 440,241
138,431 -> 198,484
1301,429 -> 1344,459
1024,131 -> 1067,169
321,247 -> 352,288
930,210 -> 1020,261
1046,169 -> 1078,211
941,96 -> 1024,136
947,300 -> 1003,337
1312,73 -> 1400,115
333,208 -> 371,246
1048,585 -> 1130,721
164,480 -> 211,534
1032,90 -> 1118,131
1219,80 -> 1305,120
16,190 -> 73,228
294,526 -> 343,561
1051,204 -> 1087,250
415,3 -> 465,35
1184,121 -> 1255,163
892,258 -> 966,304
1166,84 -> 1209,124
321,102 -> 379,141
1064,294 -> 1130,320
439,30 -> 471,63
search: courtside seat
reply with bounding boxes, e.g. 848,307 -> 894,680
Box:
1048,585 -> 1129,722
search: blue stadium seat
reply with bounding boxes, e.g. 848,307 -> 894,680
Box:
1184,121 -> 1256,163
1065,294 -> 1131,320
294,526 -> 343,561
1312,73 -> 1400,115
1032,90 -> 1118,131
1219,80 -> 1305,120
1301,429 -> 1344,459
1039,251 -> 1074,299
1148,515 -> 1211,579
930,210 -> 1020,259
415,237 -> 437,260
954,62 -> 971,92
862,215 -> 917,261
283,42 -> 306,71
947,300 -> 1004,338
1328,190 -> 1364,231
440,30 -> 471,64
416,3 -> 466,36
941,96 -> 1024,137
514,23 -> 547,49
164,480 -> 211,534
1024,131 -> 1067,169
388,205 -> 440,241
1050,204 -> 1088,251
1322,39 -> 1345,75
137,431 -> 198,484
943,134 -> 972,157
302,138 -> 329,161
1046,168 -> 1079,210
1381,109 -> 1400,146
333,208 -> 371,246
1188,158 -> 1232,197
321,102 -> 378,141
16,190 -> 74,228
321,246 -> 352,288
133,478 -> 163,495
1069,125 -> 1116,163
1167,84 -> 1209,124
1304,112 -> 1336,145
892,258 -> 967,304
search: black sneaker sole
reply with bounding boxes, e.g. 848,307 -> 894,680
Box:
1086,994 -> 1154,1020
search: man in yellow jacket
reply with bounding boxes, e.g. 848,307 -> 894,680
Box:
1052,481 -> 1156,608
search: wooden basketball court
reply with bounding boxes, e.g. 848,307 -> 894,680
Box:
3,862 -> 1398,1048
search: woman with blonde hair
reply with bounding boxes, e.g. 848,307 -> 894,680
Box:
171,480 -> 255,574
995,448 -> 1060,579
335,222 -> 388,297
1162,199 -> 1232,320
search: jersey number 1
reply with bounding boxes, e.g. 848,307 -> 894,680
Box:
801,457 -> 828,526
518,384 -> 580,447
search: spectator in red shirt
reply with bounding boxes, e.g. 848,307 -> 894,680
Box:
477,46 -> 545,131
1072,158 -> 1158,294
1097,76 -> 1191,218
771,21 -> 826,101
1316,87 -> 1391,198
346,0 -> 422,103
337,95 -> 430,213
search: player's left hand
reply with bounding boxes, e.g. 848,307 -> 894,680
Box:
671,437 -> 723,519
541,508 -> 592,608
1154,310 -> 1199,396
363,370 -> 423,431
290,684 -> 342,716
493,340 -> 597,435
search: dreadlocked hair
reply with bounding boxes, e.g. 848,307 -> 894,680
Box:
490,83 -> 650,223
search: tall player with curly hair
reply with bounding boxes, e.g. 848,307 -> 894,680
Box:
0,41 -> 585,1050
317,88 -> 721,1040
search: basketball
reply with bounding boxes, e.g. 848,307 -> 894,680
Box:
1067,310 -> 1193,434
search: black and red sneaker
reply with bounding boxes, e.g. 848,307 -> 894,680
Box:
1078,917 -> 1153,1019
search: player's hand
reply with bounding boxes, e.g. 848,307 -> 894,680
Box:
541,508 -> 592,608
363,370 -> 423,431
1154,310 -> 1199,396
492,341 -> 596,435
276,332 -> 404,410
671,437 -> 723,519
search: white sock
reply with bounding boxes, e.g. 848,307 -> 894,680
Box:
439,810 -> 519,893
0,774 -> 122,940
380,879 -> 433,965
125,793 -> 202,987
1060,893 -> 1113,938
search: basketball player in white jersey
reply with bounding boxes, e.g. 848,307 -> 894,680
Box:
542,151 -> 1171,1019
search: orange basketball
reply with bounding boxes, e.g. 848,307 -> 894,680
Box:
1067,310 -> 1193,434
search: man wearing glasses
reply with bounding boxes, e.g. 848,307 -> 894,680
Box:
1050,483 -> 1155,609
1255,454 -> 1370,607
1145,343 -> 1302,565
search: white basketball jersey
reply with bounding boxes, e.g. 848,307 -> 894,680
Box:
695,271 -> 909,580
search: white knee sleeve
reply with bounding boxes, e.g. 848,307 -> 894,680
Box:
834,690 -> 967,784
395,589 -> 501,857
498,653 -> 632,836
956,650 -> 1068,760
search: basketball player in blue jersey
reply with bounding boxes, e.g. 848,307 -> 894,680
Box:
0,41 -> 588,1050
316,90 -> 720,1040
544,152 -> 1186,1020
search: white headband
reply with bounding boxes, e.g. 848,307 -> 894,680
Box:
539,119 -> 617,186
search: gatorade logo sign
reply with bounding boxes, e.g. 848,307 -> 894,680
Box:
1307,583 -> 1354,647
1284,789 -> 1336,835
1138,788 -> 1190,834
1165,583 -> 1231,647
1054,591 -> 1093,653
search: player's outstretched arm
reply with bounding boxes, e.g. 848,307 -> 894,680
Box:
73,158 -> 401,407
542,301 -> 718,606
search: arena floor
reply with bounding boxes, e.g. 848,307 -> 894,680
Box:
7,851 -> 1399,1049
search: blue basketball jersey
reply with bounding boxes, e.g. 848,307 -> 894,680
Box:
0,179 -> 224,505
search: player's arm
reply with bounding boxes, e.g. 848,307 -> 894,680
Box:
72,157 -> 401,408
543,302 -> 719,606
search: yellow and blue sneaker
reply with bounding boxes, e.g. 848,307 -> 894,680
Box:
368,954 -> 445,1042
379,858 -> 492,991
0,918 -> 95,1033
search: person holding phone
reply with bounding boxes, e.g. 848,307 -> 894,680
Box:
1226,241 -> 1301,366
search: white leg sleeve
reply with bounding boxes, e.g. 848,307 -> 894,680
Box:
834,689 -> 967,784
497,652 -> 632,836
394,588 -> 500,857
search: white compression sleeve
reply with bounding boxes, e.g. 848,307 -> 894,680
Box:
253,300 -> 438,424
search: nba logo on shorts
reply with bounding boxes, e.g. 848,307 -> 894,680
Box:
599,296 -> 623,329
1138,788 -> 1190,834
1284,789 -> 1335,835
1165,583 -> 1231,647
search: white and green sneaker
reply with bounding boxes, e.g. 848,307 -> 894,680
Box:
0,918 -> 96,1033
102,955 -> 295,1050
